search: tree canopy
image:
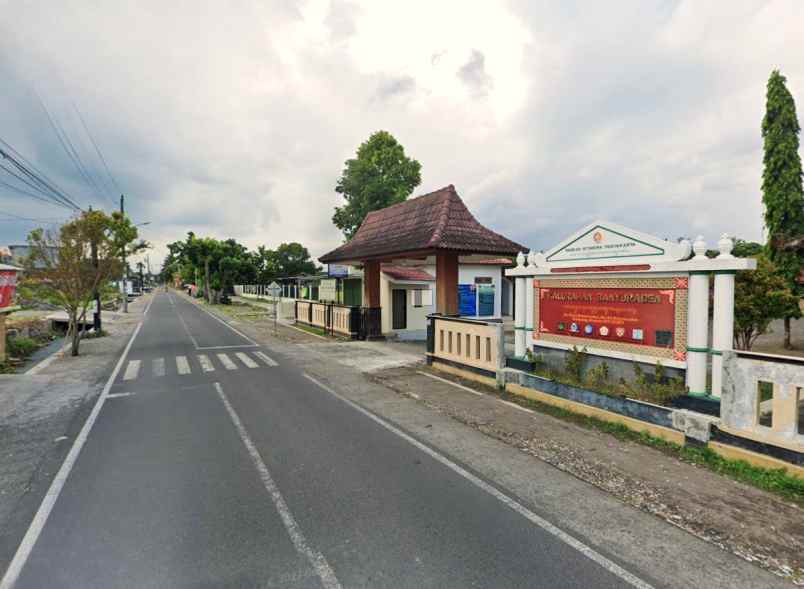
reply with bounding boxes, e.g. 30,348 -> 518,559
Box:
332,130 -> 421,239
761,69 -> 804,347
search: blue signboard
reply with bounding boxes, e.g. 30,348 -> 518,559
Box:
328,264 -> 349,278
477,285 -> 495,316
458,284 -> 476,316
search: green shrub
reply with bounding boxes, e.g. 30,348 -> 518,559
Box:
7,335 -> 39,358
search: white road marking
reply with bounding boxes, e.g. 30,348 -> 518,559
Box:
217,353 -> 237,370
143,294 -> 155,316
254,351 -> 278,367
196,344 -> 258,350
500,399 -> 534,414
302,373 -> 654,589
175,309 -> 200,349
152,357 -> 166,377
235,352 -> 258,368
416,370 -> 483,396
107,392 -> 136,399
214,382 -> 341,589
123,360 -> 141,381
198,354 -> 214,372
0,321 -> 144,589
176,355 -> 191,375
192,301 -> 259,346
26,342 -> 73,375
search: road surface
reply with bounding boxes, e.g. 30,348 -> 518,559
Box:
2,291 -> 656,588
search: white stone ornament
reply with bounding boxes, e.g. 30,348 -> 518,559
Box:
679,238 -> 692,259
534,252 -> 546,266
717,233 -> 734,259
692,235 -> 708,260
516,251 -> 525,268
527,251 -> 536,267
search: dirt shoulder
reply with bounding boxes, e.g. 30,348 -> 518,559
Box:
203,296 -> 801,585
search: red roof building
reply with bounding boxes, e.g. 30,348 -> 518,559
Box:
320,185 -> 526,329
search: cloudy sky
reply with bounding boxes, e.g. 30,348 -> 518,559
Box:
1,0 -> 802,269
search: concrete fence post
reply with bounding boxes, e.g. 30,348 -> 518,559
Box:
686,236 -> 710,396
495,322 -> 506,389
514,277 -> 526,358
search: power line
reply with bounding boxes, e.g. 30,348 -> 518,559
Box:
73,102 -> 121,198
0,177 -> 76,210
0,137 -> 83,211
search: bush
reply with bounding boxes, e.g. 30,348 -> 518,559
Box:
7,335 -> 39,358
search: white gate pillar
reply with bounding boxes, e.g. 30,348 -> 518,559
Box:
514,252 -> 527,358
711,234 -> 736,398
524,252 -> 535,351
686,236 -> 710,396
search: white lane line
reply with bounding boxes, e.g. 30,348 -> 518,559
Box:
143,294 -> 155,316
213,382 -> 341,589
191,300 -> 259,346
123,360 -> 141,381
152,357 -> 166,377
196,344 -> 258,350
176,355 -> 191,375
235,352 -> 258,368
107,392 -> 136,399
254,351 -> 278,367
500,399 -> 534,414
302,373 -> 653,589
416,370 -> 483,396
217,353 -> 237,370
0,321 -> 144,589
175,309 -> 200,349
198,354 -> 214,373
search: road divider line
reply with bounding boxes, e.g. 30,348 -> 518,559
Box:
0,321 -> 144,589
302,373 -> 653,589
198,354 -> 214,373
175,308 -> 200,349
214,382 -> 341,589
176,356 -> 191,375
123,360 -> 140,381
217,353 -> 237,370
107,392 -> 136,399
143,293 -> 155,316
254,351 -> 278,367
235,352 -> 258,368
152,358 -> 165,377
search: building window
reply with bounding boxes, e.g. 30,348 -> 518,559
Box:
412,289 -> 423,307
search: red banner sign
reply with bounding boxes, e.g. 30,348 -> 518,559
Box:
0,270 -> 18,309
538,286 -> 676,348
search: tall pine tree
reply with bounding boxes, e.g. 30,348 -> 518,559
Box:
761,70 -> 804,349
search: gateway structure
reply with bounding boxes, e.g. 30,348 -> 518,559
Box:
506,221 -> 756,397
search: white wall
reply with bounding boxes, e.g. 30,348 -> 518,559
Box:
458,264 -> 503,317
380,272 -> 435,338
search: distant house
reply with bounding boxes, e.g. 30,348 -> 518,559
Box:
5,244 -> 59,269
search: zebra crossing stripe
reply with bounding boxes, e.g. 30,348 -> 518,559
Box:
198,354 -> 214,372
254,351 -> 278,366
176,356 -> 190,375
153,358 -> 165,377
217,353 -> 237,370
123,360 -> 140,381
235,352 -> 258,368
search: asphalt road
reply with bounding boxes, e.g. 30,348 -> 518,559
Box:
2,292 -> 652,588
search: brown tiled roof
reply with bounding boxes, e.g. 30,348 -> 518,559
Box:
381,265 -> 435,281
320,185 -> 526,263
473,258 -> 513,266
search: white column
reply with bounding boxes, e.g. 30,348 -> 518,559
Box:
524,252 -> 535,350
514,252 -> 526,358
686,236 -> 710,396
711,234 -> 736,398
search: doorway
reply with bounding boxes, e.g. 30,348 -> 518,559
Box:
392,289 -> 407,330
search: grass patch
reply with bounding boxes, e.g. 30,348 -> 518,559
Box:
293,323 -> 329,338
499,388 -> 804,506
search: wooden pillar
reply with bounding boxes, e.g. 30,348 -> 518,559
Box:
436,251 -> 458,315
363,260 -> 381,308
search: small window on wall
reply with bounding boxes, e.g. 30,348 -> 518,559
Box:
411,289 -> 432,307
757,381 -> 774,427
412,290 -> 422,307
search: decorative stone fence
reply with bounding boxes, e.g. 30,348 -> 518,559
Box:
718,350 -> 803,465
294,300 -> 361,339
426,315 -> 505,385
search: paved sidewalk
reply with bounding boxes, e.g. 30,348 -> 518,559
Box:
0,295 -> 149,571
202,297 -> 796,586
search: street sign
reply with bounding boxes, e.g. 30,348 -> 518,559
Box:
266,282 -> 282,298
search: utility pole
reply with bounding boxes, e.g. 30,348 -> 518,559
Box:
89,206 -> 101,332
120,194 -> 128,313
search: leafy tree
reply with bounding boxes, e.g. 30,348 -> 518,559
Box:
274,242 -> 319,277
761,70 -> 804,348
332,130 -> 421,239
23,211 -> 123,356
733,254 -> 799,350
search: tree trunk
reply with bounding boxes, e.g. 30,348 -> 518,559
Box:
69,312 -> 81,356
784,316 -> 792,350
205,259 -> 211,304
